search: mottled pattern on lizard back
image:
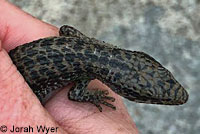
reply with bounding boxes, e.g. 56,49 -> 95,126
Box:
9,25 -> 188,111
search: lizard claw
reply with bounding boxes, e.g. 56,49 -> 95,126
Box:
91,90 -> 116,112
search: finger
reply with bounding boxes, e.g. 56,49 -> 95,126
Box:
45,80 -> 138,134
0,1 -> 68,133
0,0 -> 58,51
0,41 -> 66,133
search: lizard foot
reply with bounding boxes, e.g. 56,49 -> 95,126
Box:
89,89 -> 116,112
68,81 -> 116,112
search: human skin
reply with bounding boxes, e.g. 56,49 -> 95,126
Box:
0,0 -> 138,134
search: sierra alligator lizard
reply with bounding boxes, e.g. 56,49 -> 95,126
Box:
9,25 -> 189,112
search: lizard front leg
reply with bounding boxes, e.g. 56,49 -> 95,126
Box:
68,80 -> 116,112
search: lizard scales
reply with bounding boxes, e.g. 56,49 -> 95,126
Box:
9,25 -> 189,111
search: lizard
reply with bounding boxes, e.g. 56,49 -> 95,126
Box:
9,25 -> 189,112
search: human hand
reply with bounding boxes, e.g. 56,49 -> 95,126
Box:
0,1 -> 138,134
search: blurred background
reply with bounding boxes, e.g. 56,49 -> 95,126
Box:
9,0 -> 199,134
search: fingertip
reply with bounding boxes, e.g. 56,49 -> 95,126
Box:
0,1 -> 59,51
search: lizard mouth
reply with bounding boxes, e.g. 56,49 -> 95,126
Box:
124,86 -> 189,105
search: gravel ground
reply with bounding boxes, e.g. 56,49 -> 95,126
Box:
9,0 -> 200,134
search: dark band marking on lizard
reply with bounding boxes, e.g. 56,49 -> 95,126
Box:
9,25 -> 189,112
